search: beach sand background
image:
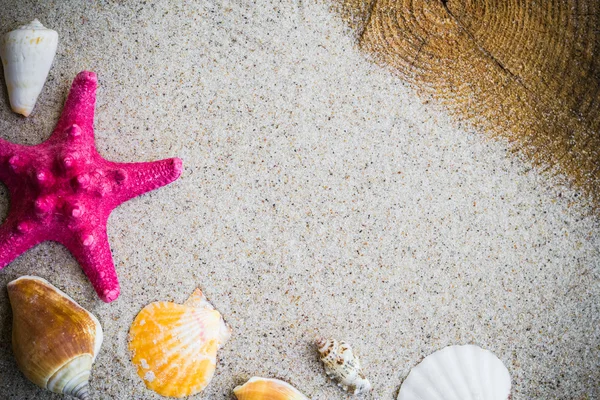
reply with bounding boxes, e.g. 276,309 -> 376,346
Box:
0,1 -> 598,399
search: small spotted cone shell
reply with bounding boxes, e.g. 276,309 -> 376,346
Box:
316,337 -> 372,395
7,275 -> 103,400
233,377 -> 309,400
128,288 -> 231,398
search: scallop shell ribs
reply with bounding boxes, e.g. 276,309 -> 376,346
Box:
128,288 -> 231,398
397,344 -> 511,400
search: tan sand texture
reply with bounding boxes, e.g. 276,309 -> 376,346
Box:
333,0 -> 600,205
0,1 -> 599,399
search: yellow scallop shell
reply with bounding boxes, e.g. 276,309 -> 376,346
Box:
128,289 -> 230,398
234,377 -> 309,400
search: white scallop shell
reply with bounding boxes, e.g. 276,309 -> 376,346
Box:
397,345 -> 511,400
0,19 -> 58,116
316,337 -> 372,395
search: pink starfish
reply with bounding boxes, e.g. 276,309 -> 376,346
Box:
0,71 -> 182,302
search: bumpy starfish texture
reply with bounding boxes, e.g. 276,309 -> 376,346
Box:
0,71 -> 182,302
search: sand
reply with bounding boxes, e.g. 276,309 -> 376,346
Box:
0,1 -> 598,399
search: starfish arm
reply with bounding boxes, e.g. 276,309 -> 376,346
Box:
110,157 -> 183,204
0,217 -> 42,269
51,71 -> 97,142
0,138 -> 19,157
63,224 -> 120,303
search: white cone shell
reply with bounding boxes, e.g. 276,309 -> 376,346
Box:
397,345 -> 511,400
0,19 -> 58,116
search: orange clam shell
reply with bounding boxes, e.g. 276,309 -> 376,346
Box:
234,377 -> 309,400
